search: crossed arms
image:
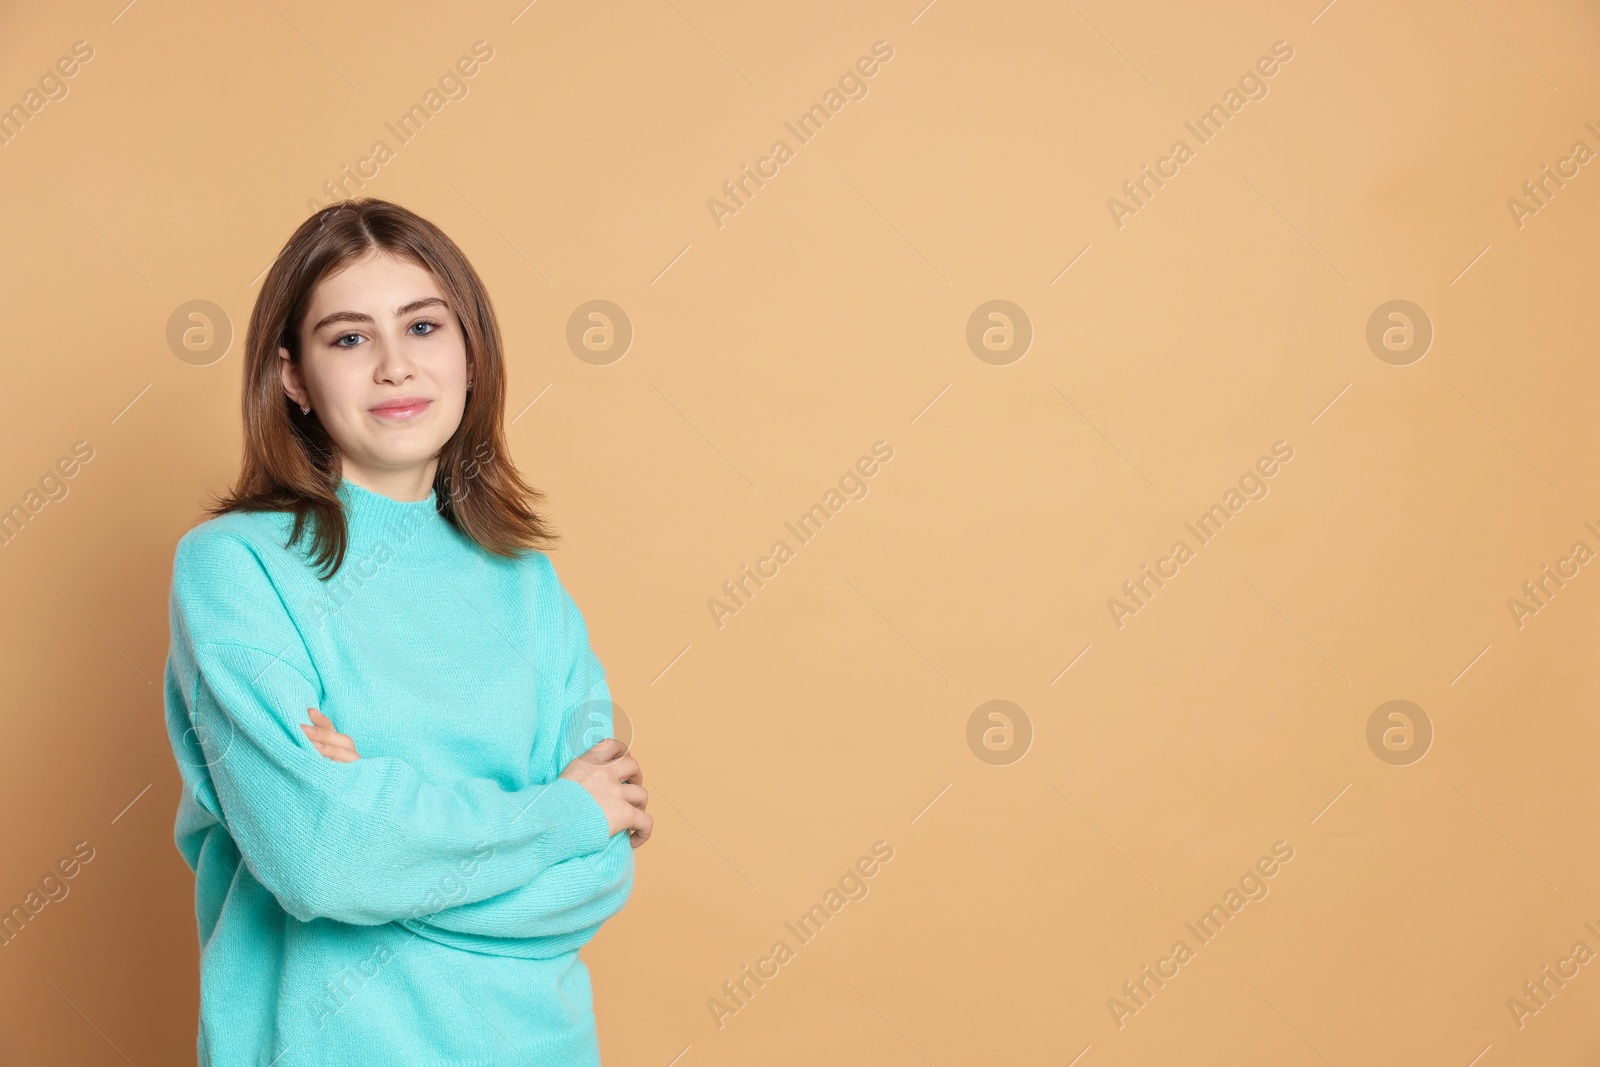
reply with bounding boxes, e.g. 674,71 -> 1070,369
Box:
164,534 -> 649,960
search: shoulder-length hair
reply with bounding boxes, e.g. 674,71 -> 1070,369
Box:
204,197 -> 559,580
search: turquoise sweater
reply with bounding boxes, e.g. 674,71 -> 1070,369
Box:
162,476 -> 634,1066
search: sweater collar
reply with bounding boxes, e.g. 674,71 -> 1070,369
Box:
334,475 -> 468,569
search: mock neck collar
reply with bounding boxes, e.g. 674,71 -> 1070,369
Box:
333,475 -> 468,569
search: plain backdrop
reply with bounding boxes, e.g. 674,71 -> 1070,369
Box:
1,1 -> 1598,1064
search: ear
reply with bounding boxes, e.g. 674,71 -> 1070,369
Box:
278,346 -> 305,407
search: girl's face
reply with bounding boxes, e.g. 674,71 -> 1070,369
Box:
279,249 -> 471,495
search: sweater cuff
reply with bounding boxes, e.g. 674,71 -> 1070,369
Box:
544,776 -> 615,856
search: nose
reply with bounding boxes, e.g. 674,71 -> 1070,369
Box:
373,331 -> 417,385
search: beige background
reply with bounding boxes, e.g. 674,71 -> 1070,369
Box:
2,0 -> 1598,1063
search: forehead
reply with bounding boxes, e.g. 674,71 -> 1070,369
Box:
307,249 -> 444,314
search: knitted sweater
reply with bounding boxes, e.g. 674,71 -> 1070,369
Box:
162,476 -> 633,1066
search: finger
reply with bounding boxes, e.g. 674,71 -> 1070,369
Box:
309,708 -> 349,744
584,737 -> 626,762
302,721 -> 353,749
309,732 -> 358,761
321,741 -> 359,763
629,809 -> 653,847
608,756 -> 640,784
321,730 -> 360,758
301,723 -> 338,750
623,783 -> 648,810
304,725 -> 359,761
301,722 -> 352,750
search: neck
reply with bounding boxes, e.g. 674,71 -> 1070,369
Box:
332,474 -> 466,570
338,458 -> 440,504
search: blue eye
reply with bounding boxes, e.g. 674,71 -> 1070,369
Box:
411,320 -> 441,336
335,333 -> 362,347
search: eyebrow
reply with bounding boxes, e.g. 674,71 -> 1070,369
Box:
311,296 -> 449,334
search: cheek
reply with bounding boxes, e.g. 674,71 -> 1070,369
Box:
304,360 -> 375,436
411,335 -> 470,386
445,340 -> 472,386
313,367 -> 367,413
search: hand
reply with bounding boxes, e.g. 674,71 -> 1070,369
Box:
560,737 -> 652,849
300,707 -> 360,762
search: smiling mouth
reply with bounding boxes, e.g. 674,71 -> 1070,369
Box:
370,400 -> 432,420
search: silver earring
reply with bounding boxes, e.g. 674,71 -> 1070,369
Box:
300,403 -> 310,414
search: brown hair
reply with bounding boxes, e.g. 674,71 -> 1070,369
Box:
204,197 -> 559,580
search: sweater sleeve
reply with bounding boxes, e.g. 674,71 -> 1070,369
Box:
167,532 -> 617,927
544,550 -> 617,777
398,830 -> 634,958
392,552 -> 637,957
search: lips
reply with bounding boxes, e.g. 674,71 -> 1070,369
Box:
370,398 -> 432,419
